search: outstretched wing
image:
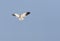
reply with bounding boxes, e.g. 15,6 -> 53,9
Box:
21,12 -> 30,18
12,13 -> 20,18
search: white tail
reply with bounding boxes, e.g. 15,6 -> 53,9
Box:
19,17 -> 24,21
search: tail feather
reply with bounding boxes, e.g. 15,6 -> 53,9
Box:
19,18 -> 24,21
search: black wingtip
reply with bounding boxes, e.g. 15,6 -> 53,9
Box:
27,12 -> 30,13
12,14 -> 15,16
26,12 -> 31,16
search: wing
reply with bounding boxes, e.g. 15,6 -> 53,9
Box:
12,13 -> 20,18
21,12 -> 30,18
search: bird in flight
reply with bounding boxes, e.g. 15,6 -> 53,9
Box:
12,12 -> 30,21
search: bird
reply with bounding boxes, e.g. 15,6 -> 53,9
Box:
12,12 -> 30,21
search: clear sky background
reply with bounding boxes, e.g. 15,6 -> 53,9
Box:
0,0 -> 60,41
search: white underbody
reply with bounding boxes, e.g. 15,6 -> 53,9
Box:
14,13 -> 26,21
18,16 -> 24,21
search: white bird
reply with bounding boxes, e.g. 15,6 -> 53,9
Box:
12,12 -> 30,21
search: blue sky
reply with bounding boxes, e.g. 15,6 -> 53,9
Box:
0,0 -> 60,41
